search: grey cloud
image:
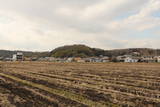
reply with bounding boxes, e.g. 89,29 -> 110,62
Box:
0,0 -> 149,33
0,0 -> 159,50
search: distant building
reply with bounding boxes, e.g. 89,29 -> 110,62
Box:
12,54 -> 17,61
31,57 -> 38,61
101,56 -> 110,62
156,56 -> 160,63
74,57 -> 85,63
141,56 -> 156,63
89,57 -> 102,63
77,59 -> 85,63
124,57 -> 139,63
4,58 -> 12,61
132,52 -> 140,56
0,57 -> 4,61
84,58 -> 92,62
67,57 -> 74,62
38,57 -> 55,62
116,56 -> 125,62
12,52 -> 24,61
24,57 -> 32,61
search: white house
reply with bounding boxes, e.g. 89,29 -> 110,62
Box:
101,56 -> 110,62
12,52 -> 24,61
12,54 -> 17,61
67,57 -> 74,62
157,56 -> 160,62
124,57 -> 139,63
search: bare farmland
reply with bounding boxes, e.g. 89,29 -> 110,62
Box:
0,62 -> 160,107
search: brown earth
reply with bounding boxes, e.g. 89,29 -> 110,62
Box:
0,62 -> 160,107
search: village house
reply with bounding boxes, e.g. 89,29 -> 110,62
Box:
141,56 -> 156,63
53,58 -> 66,62
101,56 -> 110,62
132,52 -> 140,56
77,59 -> 85,63
47,57 -> 55,62
94,57 -> 102,62
38,57 -> 45,61
154,56 -> 160,62
88,57 -> 98,62
0,57 -> 4,61
12,52 -> 24,61
24,57 -> 32,61
4,58 -> 12,61
124,57 -> 139,63
157,56 -> 160,62
83,58 -> 90,62
31,57 -> 38,61
73,57 -> 85,63
66,57 -> 74,62
116,56 -> 126,62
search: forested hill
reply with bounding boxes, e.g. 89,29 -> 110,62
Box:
0,50 -> 49,58
50,45 -> 105,58
50,45 -> 160,58
0,45 -> 160,58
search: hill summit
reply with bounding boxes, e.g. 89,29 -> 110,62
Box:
50,44 -> 160,58
50,44 -> 105,58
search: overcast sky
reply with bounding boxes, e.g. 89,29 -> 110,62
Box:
0,0 -> 160,51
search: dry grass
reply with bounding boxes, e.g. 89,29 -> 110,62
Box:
0,62 -> 160,107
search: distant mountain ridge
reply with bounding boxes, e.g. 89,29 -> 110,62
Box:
0,45 -> 160,58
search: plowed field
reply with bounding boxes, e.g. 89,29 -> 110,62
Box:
0,62 -> 160,107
